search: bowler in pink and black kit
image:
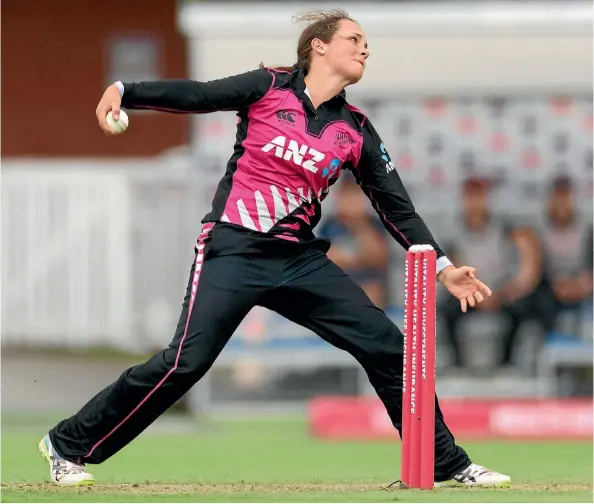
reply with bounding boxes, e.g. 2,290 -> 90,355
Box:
50,66 -> 468,478
43,11 -> 510,487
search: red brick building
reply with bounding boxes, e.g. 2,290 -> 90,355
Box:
2,0 -> 189,157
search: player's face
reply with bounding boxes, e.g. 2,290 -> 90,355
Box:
326,20 -> 369,84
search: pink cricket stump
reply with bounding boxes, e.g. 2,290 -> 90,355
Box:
401,251 -> 415,487
401,245 -> 436,490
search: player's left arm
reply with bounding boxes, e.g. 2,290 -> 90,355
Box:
352,119 -> 491,311
352,119 -> 451,274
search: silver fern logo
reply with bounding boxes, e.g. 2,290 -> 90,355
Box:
335,132 -> 356,148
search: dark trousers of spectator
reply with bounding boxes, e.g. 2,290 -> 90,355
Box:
440,282 -> 557,368
49,223 -> 471,480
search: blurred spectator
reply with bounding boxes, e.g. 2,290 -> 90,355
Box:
440,177 -> 553,372
538,175 -> 593,334
319,174 -> 390,308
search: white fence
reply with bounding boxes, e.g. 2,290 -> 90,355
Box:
1,159 -> 201,351
2,166 -> 129,348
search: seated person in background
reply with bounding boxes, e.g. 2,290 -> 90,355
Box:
319,174 -> 390,308
538,175 -> 593,331
440,177 -> 551,371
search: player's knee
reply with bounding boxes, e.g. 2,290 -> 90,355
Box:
173,350 -> 216,383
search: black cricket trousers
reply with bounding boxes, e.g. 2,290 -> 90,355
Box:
50,223 -> 470,480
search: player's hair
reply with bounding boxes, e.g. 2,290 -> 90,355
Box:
259,10 -> 355,74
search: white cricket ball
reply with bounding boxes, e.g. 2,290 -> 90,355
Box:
106,110 -> 129,134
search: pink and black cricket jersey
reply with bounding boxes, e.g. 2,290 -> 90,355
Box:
121,68 -> 445,257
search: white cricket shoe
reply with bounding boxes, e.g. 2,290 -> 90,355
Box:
435,462 -> 512,487
38,434 -> 95,486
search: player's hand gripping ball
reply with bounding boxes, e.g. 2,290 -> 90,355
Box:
106,110 -> 129,134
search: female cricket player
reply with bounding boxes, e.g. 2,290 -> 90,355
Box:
39,10 -> 511,488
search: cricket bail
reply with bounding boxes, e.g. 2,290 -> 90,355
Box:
408,244 -> 435,253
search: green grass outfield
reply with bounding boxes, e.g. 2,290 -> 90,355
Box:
1,418 -> 592,502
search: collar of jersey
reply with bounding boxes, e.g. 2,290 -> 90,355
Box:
292,68 -> 347,104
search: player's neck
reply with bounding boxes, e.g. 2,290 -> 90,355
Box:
304,70 -> 347,109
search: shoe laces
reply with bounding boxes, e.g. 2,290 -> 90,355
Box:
453,463 -> 490,482
465,463 -> 489,476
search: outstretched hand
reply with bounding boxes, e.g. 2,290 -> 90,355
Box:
438,266 -> 492,313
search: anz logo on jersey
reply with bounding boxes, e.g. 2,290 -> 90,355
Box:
261,136 -> 341,178
380,143 -> 396,174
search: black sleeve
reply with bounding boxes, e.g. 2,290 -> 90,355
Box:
120,69 -> 274,113
352,118 -> 446,258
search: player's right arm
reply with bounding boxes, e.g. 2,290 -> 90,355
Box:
95,69 -> 274,135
